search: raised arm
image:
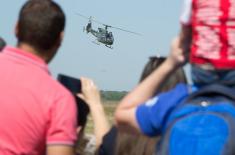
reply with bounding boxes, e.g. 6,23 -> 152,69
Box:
179,0 -> 193,56
179,25 -> 192,59
115,37 -> 187,133
77,77 -> 110,148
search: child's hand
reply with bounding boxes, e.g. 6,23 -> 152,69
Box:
168,36 -> 188,67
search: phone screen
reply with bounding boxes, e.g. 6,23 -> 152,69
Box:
57,74 -> 81,94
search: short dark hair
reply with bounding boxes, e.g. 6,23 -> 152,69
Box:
17,0 -> 65,51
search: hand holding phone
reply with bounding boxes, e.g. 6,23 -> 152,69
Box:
57,74 -> 81,94
77,77 -> 101,107
57,74 -> 89,127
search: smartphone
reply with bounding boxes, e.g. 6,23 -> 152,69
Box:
57,74 -> 90,126
57,74 -> 81,94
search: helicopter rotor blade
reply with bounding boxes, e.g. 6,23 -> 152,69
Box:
75,12 -> 105,25
109,25 -> 142,36
91,19 -> 105,25
75,12 -> 90,20
76,12 -> 142,36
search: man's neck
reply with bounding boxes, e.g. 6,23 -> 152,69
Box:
17,43 -> 49,63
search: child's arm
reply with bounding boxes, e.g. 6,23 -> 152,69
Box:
179,0 -> 193,59
115,37 -> 187,134
179,25 -> 192,61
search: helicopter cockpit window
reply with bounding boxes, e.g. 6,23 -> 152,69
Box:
86,23 -> 92,32
106,32 -> 111,37
98,28 -> 103,32
108,32 -> 114,40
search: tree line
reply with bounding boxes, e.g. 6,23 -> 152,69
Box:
100,90 -> 128,101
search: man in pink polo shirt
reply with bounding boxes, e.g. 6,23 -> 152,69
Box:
0,1 -> 77,155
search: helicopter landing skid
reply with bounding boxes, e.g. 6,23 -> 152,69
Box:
105,45 -> 113,49
92,41 -> 100,45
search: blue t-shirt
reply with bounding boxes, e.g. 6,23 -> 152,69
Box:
136,83 -> 191,136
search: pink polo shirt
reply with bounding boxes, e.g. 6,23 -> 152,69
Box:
0,46 -> 77,155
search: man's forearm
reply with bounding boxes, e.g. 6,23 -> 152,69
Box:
118,58 -> 178,109
114,58 -> 179,133
47,145 -> 75,155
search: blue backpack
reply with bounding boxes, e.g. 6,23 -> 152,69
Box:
158,84 -> 235,155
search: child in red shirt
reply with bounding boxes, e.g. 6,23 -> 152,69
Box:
179,0 -> 235,87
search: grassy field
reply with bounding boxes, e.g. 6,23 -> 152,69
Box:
85,100 -> 118,134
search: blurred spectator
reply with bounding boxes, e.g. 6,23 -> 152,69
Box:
115,34 -> 235,155
97,56 -> 187,155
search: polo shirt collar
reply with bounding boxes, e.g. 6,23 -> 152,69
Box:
3,46 -> 49,73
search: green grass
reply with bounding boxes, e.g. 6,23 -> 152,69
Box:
85,101 -> 118,134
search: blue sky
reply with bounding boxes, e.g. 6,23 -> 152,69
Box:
0,0 -> 188,91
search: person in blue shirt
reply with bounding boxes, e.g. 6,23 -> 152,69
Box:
97,56 -> 187,155
115,35 -> 235,155
115,37 -> 189,135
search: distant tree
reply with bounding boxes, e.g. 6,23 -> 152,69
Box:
100,90 -> 128,101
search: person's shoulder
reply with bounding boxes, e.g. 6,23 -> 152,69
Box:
37,74 -> 76,111
143,83 -> 189,108
180,0 -> 193,26
161,83 -> 190,97
49,77 -> 74,98
38,75 -> 74,106
136,83 -> 190,136
173,83 -> 188,89
156,83 -> 190,107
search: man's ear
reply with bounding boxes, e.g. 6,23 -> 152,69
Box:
58,31 -> 64,46
54,31 -> 64,48
76,126 -> 82,134
15,22 -> 19,38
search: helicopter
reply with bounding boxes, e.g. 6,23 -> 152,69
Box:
76,13 -> 141,49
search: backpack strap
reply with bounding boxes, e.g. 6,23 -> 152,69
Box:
185,84 -> 235,102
